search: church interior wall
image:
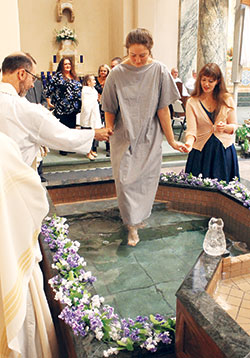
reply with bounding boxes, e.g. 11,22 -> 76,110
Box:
0,0 -> 20,67
14,0 -> 179,75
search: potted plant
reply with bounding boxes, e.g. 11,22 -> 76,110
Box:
55,26 -> 78,45
236,122 -> 250,157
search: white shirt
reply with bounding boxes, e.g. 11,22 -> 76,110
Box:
0,82 -> 94,166
185,77 -> 196,95
80,86 -> 102,129
174,77 -> 189,97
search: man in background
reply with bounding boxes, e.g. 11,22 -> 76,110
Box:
110,56 -> 122,69
171,67 -> 189,107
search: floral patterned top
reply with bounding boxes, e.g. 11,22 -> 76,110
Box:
44,72 -> 82,116
94,76 -> 104,96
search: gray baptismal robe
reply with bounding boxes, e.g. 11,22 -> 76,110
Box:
102,61 -> 179,225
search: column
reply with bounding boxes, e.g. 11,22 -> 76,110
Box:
178,0 -> 199,83
197,0 -> 228,75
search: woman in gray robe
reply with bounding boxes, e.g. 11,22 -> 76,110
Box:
102,28 -> 187,246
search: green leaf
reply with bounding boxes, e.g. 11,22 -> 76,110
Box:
139,329 -> 148,335
150,314 -> 163,325
117,340 -> 128,347
126,338 -> 134,351
68,271 -> 75,281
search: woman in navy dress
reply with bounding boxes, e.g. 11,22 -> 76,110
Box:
185,63 -> 239,182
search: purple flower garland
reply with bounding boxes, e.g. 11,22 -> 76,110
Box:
41,216 -> 175,357
160,171 -> 250,210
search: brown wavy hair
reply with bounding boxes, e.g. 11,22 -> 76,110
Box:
56,57 -> 78,80
193,63 -> 233,117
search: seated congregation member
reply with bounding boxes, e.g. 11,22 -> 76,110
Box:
0,132 -> 58,358
80,74 -> 102,161
169,67 -> 188,118
0,52 -> 111,169
44,57 -> 82,155
185,69 -> 197,95
185,62 -> 239,183
171,67 -> 189,97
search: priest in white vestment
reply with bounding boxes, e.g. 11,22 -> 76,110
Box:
0,132 -> 58,358
0,53 -> 111,167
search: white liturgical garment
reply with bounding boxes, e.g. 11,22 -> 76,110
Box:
0,82 -> 94,166
0,132 -> 58,357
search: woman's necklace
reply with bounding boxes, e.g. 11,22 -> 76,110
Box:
201,96 -> 216,112
98,77 -> 106,87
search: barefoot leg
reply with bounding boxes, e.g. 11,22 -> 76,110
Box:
127,225 -> 140,246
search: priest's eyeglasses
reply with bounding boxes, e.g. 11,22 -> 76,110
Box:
25,69 -> 39,82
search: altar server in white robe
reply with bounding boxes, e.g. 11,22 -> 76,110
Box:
0,53 -> 112,167
0,132 -> 58,358
80,74 -> 102,160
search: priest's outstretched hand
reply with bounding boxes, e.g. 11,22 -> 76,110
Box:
94,127 -> 113,141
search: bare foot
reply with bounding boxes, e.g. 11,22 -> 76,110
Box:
127,226 -> 140,246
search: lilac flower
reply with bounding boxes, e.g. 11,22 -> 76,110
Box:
154,313 -> 164,322
158,332 -> 171,344
42,215 -> 174,356
161,171 -> 250,209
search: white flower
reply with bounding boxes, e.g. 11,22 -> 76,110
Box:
55,291 -> 63,301
79,293 -> 90,304
95,329 -> 104,341
103,348 -> 119,357
82,271 -> 92,280
91,295 -> 104,308
120,337 -> 127,343
146,343 -> 156,351
109,326 -> 121,340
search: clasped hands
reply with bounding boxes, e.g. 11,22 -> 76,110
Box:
94,128 -> 113,141
171,140 -> 190,153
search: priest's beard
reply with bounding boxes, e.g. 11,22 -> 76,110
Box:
19,80 -> 29,97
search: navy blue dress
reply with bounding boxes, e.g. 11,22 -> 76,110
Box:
185,102 -> 239,182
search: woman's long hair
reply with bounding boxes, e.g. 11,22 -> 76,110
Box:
56,57 -> 78,80
193,63 -> 233,116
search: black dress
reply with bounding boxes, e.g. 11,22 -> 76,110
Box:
95,76 -> 110,153
185,102 -> 239,182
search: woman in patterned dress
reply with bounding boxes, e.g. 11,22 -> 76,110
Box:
45,57 -> 82,155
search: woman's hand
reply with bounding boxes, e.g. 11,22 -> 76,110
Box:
183,135 -> 195,153
214,121 -> 235,134
46,98 -> 54,110
184,142 -> 193,152
215,121 -> 226,133
171,140 -> 189,153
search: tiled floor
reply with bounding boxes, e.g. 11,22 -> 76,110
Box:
63,203 -> 208,319
213,274 -> 250,335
